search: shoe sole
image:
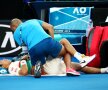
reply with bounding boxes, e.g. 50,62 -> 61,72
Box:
67,73 -> 80,76
34,66 -> 41,78
34,61 -> 42,78
34,71 -> 41,78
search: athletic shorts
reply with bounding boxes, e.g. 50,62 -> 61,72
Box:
29,37 -> 62,66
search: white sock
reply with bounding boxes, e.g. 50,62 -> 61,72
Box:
74,52 -> 83,62
101,67 -> 108,73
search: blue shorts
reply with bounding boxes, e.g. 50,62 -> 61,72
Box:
29,37 -> 62,66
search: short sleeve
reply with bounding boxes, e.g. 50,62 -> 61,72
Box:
37,20 -> 44,25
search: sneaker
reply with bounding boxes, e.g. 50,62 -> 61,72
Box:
66,68 -> 80,76
34,60 -> 42,78
80,54 -> 96,67
106,67 -> 108,73
101,67 -> 108,73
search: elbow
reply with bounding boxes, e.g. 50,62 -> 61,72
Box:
48,24 -> 54,30
50,25 -> 53,28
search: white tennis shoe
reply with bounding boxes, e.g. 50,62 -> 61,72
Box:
80,54 -> 96,67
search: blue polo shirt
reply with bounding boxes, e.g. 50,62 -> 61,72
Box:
14,19 -> 51,50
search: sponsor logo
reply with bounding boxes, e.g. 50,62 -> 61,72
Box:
0,24 -> 21,55
73,7 -> 87,15
80,60 -> 86,64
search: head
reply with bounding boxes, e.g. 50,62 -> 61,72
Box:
0,59 -> 11,69
10,18 -> 22,31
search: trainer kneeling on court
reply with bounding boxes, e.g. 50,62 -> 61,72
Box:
10,18 -> 95,78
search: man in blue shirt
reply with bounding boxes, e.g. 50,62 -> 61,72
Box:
10,18 -> 96,77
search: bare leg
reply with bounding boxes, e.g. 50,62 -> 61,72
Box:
81,66 -> 101,74
58,45 -> 71,69
63,52 -> 73,69
70,62 -> 101,74
58,38 -> 96,75
63,53 -> 82,70
70,62 -> 82,70
60,38 -> 77,56
60,51 -> 83,70
58,45 -> 80,75
60,38 -> 96,67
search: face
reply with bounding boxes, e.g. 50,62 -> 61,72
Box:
0,59 -> 11,69
10,24 -> 17,31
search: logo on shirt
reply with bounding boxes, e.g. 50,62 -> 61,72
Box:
0,24 -> 21,56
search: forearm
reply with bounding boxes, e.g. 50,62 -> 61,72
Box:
19,60 -> 28,76
42,22 -> 54,38
21,55 -> 30,60
19,65 -> 28,76
47,26 -> 54,38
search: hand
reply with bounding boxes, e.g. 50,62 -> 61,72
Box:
21,55 -> 30,60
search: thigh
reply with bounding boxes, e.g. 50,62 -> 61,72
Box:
29,44 -> 46,66
46,38 -> 64,58
29,39 -> 47,65
58,45 -> 66,57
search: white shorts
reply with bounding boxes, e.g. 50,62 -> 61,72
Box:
43,58 -> 66,75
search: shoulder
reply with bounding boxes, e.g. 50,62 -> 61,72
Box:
24,19 -> 43,24
24,19 -> 38,23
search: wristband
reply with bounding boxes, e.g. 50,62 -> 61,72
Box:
20,60 -> 26,66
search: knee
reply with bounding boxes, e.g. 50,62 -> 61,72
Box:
60,38 -> 68,44
58,45 -> 67,56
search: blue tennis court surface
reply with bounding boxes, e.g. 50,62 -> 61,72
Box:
0,74 -> 108,90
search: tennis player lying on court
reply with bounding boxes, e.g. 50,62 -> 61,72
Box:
0,54 -> 108,76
